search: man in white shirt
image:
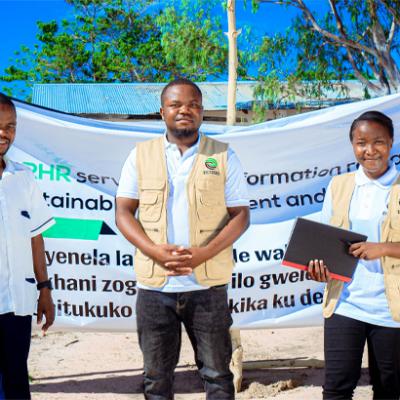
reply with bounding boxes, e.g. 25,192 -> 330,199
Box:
0,93 -> 55,399
116,78 -> 249,399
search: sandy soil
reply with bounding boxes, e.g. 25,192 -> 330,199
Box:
29,327 -> 372,400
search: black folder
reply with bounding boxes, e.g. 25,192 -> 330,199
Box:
282,218 -> 367,282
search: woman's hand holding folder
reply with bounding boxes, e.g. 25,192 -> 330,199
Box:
349,241 -> 387,260
307,241 -> 370,281
308,241 -> 395,281
308,259 -> 331,282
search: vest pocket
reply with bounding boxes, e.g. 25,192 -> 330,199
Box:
139,191 -> 163,222
134,252 -> 154,278
384,255 -> 400,275
196,190 -> 226,221
384,275 -> 400,321
197,227 -> 222,247
389,218 -> 400,242
204,247 -> 233,280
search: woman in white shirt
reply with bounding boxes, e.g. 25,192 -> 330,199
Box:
309,111 -> 400,400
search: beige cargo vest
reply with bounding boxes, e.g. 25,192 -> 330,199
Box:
134,135 -> 234,288
322,172 -> 400,321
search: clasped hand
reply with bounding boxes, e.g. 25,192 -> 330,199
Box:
151,244 -> 208,276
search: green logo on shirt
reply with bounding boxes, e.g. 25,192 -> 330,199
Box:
205,158 -> 218,170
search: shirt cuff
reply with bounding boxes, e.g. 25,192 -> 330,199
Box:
31,217 -> 56,237
116,191 -> 139,199
226,199 -> 250,207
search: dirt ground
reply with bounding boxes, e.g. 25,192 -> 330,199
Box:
29,326 -> 372,400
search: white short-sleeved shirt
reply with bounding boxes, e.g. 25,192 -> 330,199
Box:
321,164 -> 400,327
117,134 -> 249,292
0,157 -> 55,316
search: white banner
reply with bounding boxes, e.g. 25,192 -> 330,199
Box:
11,93 -> 400,331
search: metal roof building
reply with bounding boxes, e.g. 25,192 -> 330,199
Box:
31,80 -> 372,124
32,81 -> 256,115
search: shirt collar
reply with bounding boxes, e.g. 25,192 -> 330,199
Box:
355,162 -> 399,189
1,156 -> 16,176
163,132 -> 202,155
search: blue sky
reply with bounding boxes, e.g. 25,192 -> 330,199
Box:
0,0 -> 329,98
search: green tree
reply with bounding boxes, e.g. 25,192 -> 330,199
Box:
156,0 -> 228,81
250,0 -> 400,120
1,0 -> 230,98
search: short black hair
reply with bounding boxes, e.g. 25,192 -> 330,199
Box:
0,92 -> 16,113
160,78 -> 202,106
349,110 -> 393,141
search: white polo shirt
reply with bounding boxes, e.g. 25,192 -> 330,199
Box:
0,157 -> 55,316
321,164 -> 400,327
117,134 -> 249,292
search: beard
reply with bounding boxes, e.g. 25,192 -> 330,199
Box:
170,127 -> 199,138
0,143 -> 11,157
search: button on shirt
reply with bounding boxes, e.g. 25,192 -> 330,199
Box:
0,158 -> 55,316
117,134 -> 249,292
321,164 -> 400,327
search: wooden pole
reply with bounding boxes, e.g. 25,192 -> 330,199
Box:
226,0 -> 239,125
226,1 -> 243,392
230,328 -> 243,392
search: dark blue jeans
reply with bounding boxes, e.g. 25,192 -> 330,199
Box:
323,313 -> 400,400
0,313 -> 32,400
136,286 -> 234,400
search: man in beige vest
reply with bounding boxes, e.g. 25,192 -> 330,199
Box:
116,78 -> 249,399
